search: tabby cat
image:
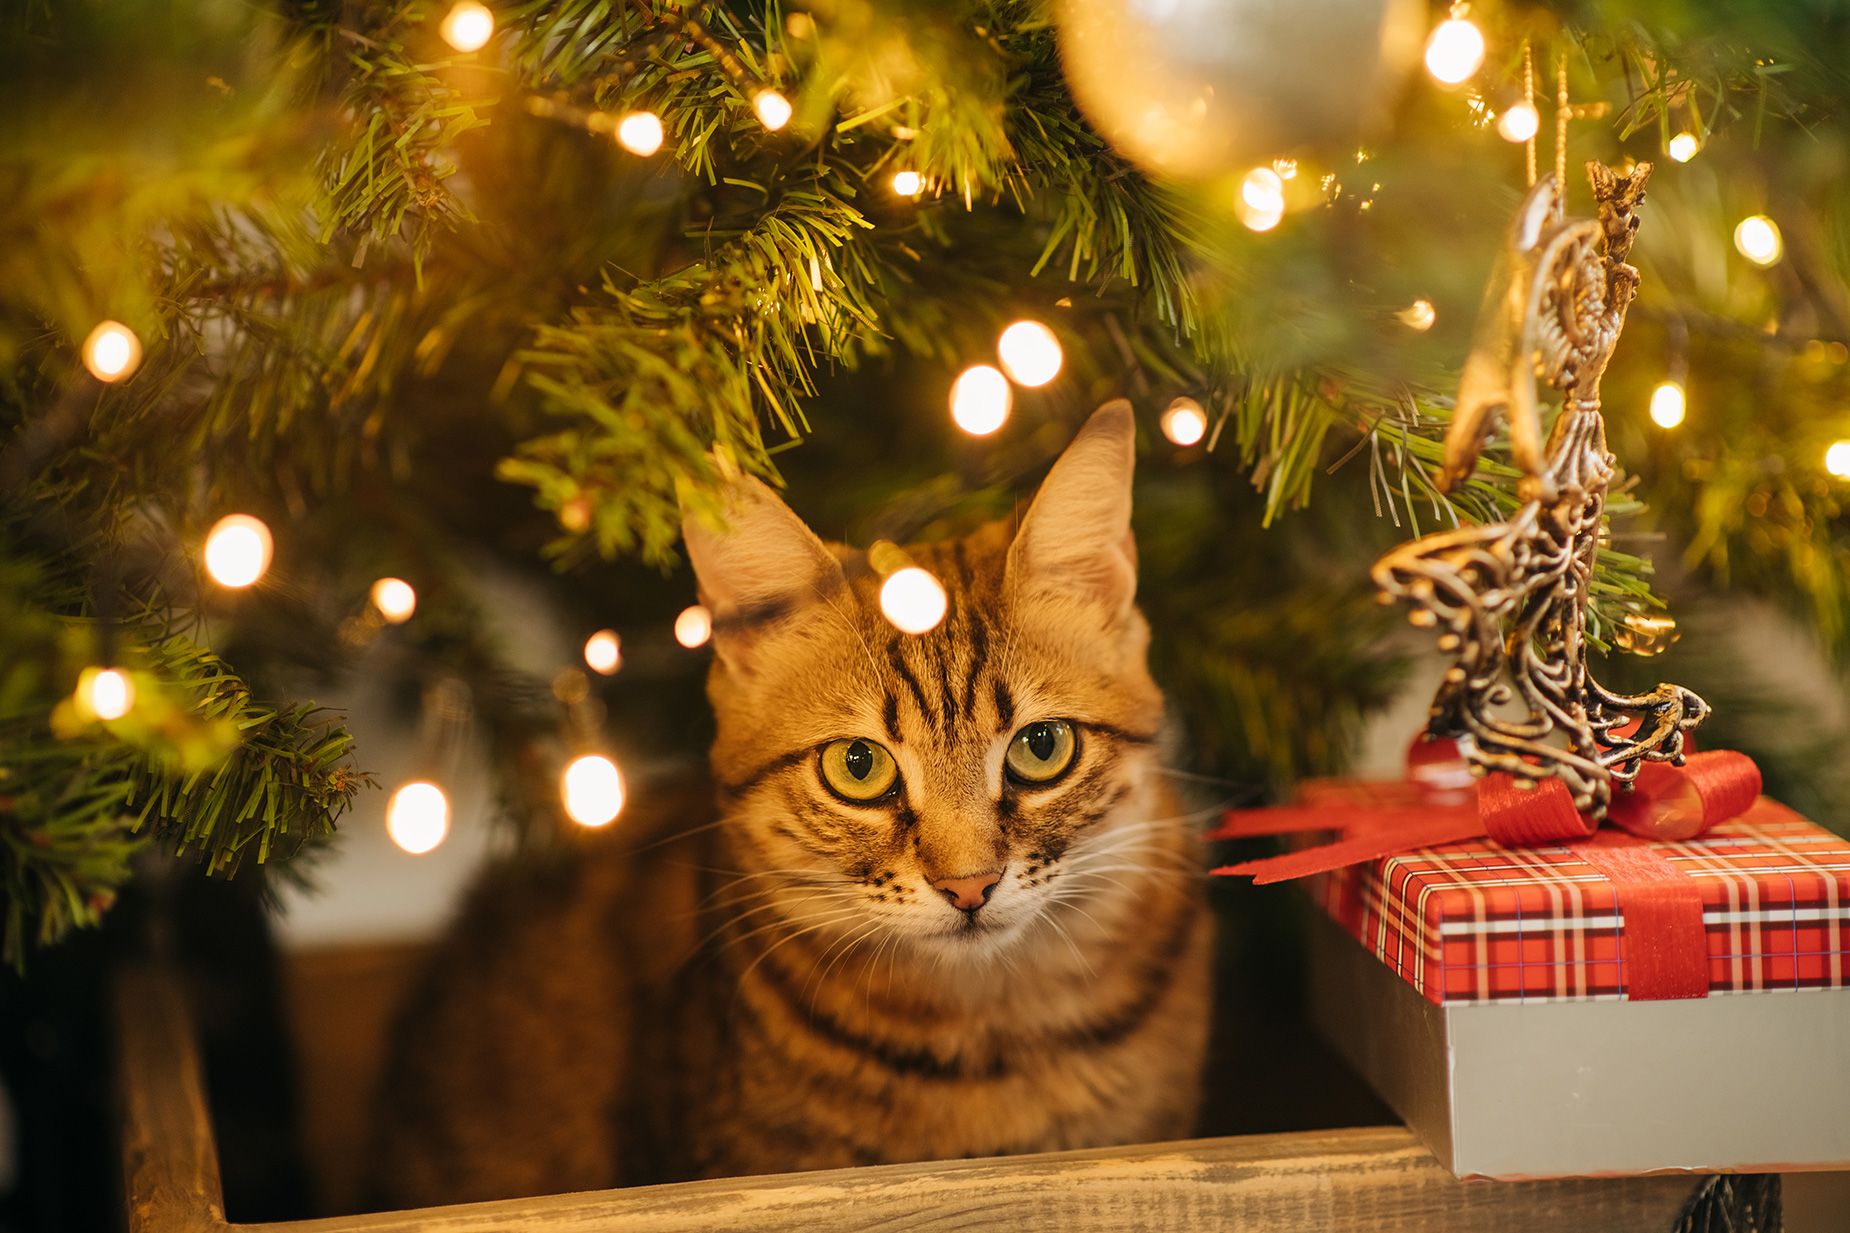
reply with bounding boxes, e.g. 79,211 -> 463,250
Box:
370,402 -> 1212,1207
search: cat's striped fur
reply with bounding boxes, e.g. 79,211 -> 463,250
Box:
371,404 -> 1212,1205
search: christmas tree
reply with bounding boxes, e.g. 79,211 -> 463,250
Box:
6,0 -> 1850,975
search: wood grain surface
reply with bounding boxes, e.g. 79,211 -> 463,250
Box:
117,962 -> 1705,1233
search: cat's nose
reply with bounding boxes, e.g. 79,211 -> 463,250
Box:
933,870 -> 1002,911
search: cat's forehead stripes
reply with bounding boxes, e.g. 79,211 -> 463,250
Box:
875,540 -> 1008,739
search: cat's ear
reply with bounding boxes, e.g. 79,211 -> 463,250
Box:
1006,400 -> 1138,620
682,477 -> 844,655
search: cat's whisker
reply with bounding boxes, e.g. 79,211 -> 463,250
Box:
706,903 -> 864,964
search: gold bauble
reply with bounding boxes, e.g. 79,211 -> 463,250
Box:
1058,0 -> 1424,179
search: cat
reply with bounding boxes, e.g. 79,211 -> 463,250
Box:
369,402 -> 1212,1207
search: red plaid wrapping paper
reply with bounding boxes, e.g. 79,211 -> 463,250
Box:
1295,781 -> 1850,1005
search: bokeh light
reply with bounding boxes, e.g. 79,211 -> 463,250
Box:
1496,102 -> 1539,143
82,320 -> 142,383
1160,397 -> 1208,447
584,629 -> 621,674
1424,18 -> 1485,85
1235,165 -> 1285,232
996,320 -> 1063,387
1649,381 -> 1686,429
675,604 -> 713,648
753,90 -> 793,131
950,364 -> 1012,436
79,668 -> 135,721
1733,215 -> 1783,266
562,754 -> 625,827
440,1 -> 495,52
617,111 -> 665,156
203,514 -> 273,589
371,577 -> 417,623
879,566 -> 948,635
387,781 -> 450,854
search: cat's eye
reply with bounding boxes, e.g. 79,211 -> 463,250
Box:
1005,720 -> 1078,785
819,738 -> 900,802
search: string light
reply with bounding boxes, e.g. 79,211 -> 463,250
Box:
203,514 -> 273,589
1668,132 -> 1700,163
82,320 -> 142,383
562,754 -> 625,827
753,90 -> 793,132
950,364 -> 1012,436
370,577 -> 417,623
1649,380 -> 1686,429
1397,299 -> 1437,331
583,629 -> 621,674
1424,16 -> 1486,86
674,604 -> 713,648
1160,398 -> 1208,447
439,1 -> 495,52
616,111 -> 665,156
1733,215 -> 1783,267
1826,440 -> 1850,479
1272,158 -> 1298,180
1235,165 -> 1285,232
996,321 -> 1063,387
386,781 -> 450,855
890,169 -> 922,197
78,668 -> 134,721
879,566 -> 947,635
1497,102 -> 1540,143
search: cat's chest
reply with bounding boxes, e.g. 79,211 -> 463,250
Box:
675,896 -> 1212,1175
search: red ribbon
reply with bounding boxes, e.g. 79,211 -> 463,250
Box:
1210,740 -> 1764,1001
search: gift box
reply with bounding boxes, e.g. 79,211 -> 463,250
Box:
1227,775 -> 1850,1180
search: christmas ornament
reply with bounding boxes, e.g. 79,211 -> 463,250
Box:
1373,160 -> 1709,820
1057,0 -> 1424,179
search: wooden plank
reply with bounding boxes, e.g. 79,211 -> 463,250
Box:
115,965 -> 230,1233
257,1128 -> 1698,1233
118,962 -> 1701,1233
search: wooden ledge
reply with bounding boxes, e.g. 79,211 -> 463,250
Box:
116,964 -> 1699,1233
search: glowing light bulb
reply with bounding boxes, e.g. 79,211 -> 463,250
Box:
1496,101 -> 1539,143
370,577 -> 417,623
1272,158 -> 1298,180
996,320 -> 1063,388
1826,440 -> 1850,478
880,566 -> 947,635
950,364 -> 1012,436
440,0 -> 495,52
1668,132 -> 1700,163
79,668 -> 134,720
753,89 -> 793,132
203,514 -> 273,589
562,754 -> 625,827
1397,299 -> 1437,331
1160,397 -> 1208,447
1424,17 -> 1485,85
890,169 -> 922,197
387,781 -> 450,854
1734,215 -> 1783,267
1236,165 -> 1285,232
1649,381 -> 1686,428
82,321 -> 142,382
675,604 -> 712,648
617,111 -> 664,156
583,629 -> 621,674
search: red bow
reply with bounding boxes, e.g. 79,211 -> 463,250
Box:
1209,740 -> 1765,1000
1213,740 -> 1760,885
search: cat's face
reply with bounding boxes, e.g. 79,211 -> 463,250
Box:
684,404 -> 1169,961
